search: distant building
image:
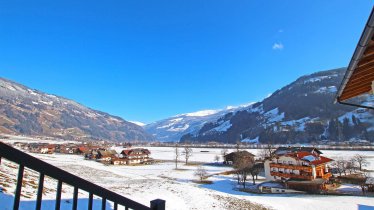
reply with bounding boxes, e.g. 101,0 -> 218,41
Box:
120,148 -> 151,165
57,144 -> 79,154
96,149 -> 117,162
28,143 -> 56,154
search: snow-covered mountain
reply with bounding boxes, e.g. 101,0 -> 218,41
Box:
151,68 -> 373,144
144,103 -> 253,142
0,78 -> 153,142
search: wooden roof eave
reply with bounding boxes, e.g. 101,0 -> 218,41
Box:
336,7 -> 374,108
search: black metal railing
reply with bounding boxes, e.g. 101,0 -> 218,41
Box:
0,142 -> 165,210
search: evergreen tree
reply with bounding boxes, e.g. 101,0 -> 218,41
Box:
342,117 -> 351,139
327,118 -> 338,140
351,115 -> 357,126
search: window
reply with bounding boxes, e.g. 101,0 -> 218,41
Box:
288,161 -> 293,165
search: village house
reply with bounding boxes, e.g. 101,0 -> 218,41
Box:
111,158 -> 127,165
265,147 -> 333,181
120,148 -> 151,165
223,151 -> 255,165
56,144 -> 80,154
96,149 -> 117,162
27,143 -> 56,154
264,147 -> 333,193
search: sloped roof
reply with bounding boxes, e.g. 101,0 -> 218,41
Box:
279,150 -> 333,166
337,7 -> 374,108
121,148 -> 150,156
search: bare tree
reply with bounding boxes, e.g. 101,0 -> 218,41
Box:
353,154 -> 369,171
214,154 -> 220,163
235,143 -> 241,152
175,144 -> 180,169
332,158 -> 348,176
221,148 -> 228,156
233,152 -> 254,188
347,157 -> 357,174
194,166 -> 208,182
258,143 -> 275,161
248,163 -> 261,185
182,145 -> 193,165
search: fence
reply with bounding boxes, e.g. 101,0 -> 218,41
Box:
0,142 -> 165,210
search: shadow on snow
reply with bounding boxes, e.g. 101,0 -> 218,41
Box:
0,193 -> 114,210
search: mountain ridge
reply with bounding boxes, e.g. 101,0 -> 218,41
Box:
146,68 -> 374,143
0,77 -> 153,142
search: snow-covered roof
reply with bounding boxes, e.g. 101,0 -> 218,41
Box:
301,155 -> 316,162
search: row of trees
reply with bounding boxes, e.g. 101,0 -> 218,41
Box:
327,116 -> 370,141
330,154 -> 369,176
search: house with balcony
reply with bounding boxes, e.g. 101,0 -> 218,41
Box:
120,148 -> 151,165
264,147 -> 333,182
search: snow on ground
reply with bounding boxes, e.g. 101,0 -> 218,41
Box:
337,184 -> 362,193
1,145 -> 374,210
241,137 -> 259,144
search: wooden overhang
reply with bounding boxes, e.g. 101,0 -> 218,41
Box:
336,7 -> 374,109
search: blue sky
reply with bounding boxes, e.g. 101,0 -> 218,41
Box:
0,1 -> 373,123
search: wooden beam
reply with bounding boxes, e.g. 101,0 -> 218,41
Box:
340,87 -> 371,101
344,82 -> 372,94
355,62 -> 374,73
363,45 -> 374,57
342,84 -> 371,95
357,53 -> 374,67
349,68 -> 374,80
346,73 -> 374,87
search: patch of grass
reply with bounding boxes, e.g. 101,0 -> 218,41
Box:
185,162 -> 203,166
192,180 -> 213,184
219,170 -> 236,175
174,168 -> 189,171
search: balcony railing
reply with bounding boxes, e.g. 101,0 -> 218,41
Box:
0,142 -> 165,210
269,163 -> 312,172
270,171 -> 313,180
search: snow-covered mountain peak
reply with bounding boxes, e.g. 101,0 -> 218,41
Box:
144,102 -> 254,142
129,121 -> 146,127
184,109 -> 220,117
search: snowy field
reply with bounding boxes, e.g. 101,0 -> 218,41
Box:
1,143 -> 374,210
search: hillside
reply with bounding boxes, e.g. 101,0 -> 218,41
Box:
144,104 -> 252,142
177,68 -> 374,144
0,78 -> 153,142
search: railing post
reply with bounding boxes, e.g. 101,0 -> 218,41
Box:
88,193 -> 93,210
150,199 -> 165,210
72,186 -> 78,210
36,173 -> 44,210
13,165 -> 24,210
55,180 -> 62,210
101,197 -> 106,210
